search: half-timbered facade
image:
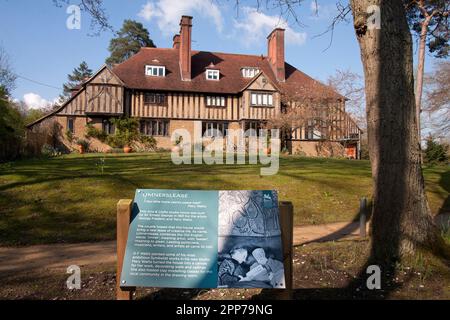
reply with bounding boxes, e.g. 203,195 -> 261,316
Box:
27,15 -> 361,158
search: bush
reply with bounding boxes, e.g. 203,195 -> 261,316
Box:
106,117 -> 158,151
106,134 -> 126,148
109,117 -> 140,147
0,87 -> 25,161
65,130 -> 74,143
85,123 -> 108,142
41,144 -> 60,158
138,135 -> 157,151
75,138 -> 90,152
424,136 -> 448,164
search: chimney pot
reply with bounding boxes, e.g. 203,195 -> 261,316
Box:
267,28 -> 285,82
173,34 -> 180,49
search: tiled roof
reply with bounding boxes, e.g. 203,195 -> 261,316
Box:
112,47 -> 343,100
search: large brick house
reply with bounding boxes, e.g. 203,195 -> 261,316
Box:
27,16 -> 361,158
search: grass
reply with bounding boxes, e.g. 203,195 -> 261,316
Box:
0,153 -> 448,246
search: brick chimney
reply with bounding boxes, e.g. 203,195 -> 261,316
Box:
172,34 -> 180,49
267,28 -> 285,82
179,16 -> 192,81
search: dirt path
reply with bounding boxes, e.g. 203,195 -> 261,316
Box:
0,221 -> 361,273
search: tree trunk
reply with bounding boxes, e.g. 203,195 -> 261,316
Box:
415,17 -> 430,143
349,0 -> 444,263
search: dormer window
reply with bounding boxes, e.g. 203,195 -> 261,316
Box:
145,65 -> 166,77
206,69 -> 220,80
242,67 -> 259,78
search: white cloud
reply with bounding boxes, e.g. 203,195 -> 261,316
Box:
23,93 -> 57,110
138,0 -> 224,34
233,7 -> 307,47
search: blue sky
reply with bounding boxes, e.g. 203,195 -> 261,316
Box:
0,0 -> 440,109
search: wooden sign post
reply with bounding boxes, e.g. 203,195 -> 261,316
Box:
116,199 -> 135,300
116,199 -> 294,300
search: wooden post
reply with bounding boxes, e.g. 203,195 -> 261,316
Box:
116,199 -> 135,300
359,197 -> 367,238
278,201 -> 294,300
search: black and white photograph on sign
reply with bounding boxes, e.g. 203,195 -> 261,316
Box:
217,190 -> 285,289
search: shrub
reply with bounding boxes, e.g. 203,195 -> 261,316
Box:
107,117 -> 158,151
109,117 -> 140,147
75,138 -> 90,151
424,136 -> 448,164
85,123 -> 108,142
138,135 -> 157,151
65,130 -> 74,143
41,144 -> 60,158
106,134 -> 126,148
0,88 -> 25,161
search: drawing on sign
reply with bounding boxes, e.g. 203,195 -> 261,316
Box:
120,189 -> 285,289
217,190 -> 285,289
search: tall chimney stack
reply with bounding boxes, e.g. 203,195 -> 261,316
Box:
267,28 -> 285,82
179,16 -> 192,81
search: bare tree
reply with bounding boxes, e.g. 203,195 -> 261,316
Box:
423,60 -> 450,139
327,69 -> 366,129
404,0 -> 449,140
0,46 -> 17,94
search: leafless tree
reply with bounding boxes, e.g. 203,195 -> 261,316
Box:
327,69 -> 366,129
422,60 -> 450,139
404,0 -> 449,140
0,46 -> 17,94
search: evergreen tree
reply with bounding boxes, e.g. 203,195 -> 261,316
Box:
61,61 -> 93,100
106,20 -> 156,65
424,136 -> 449,164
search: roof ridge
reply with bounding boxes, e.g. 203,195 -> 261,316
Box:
140,46 -> 267,59
140,47 -> 175,50
193,50 -> 267,59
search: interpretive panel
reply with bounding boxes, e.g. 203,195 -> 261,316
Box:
120,189 -> 285,289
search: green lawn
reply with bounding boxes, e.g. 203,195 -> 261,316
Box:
0,153 -> 448,246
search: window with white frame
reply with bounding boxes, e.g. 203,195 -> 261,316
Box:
145,65 -> 166,77
241,67 -> 259,78
206,69 -> 220,80
206,96 -> 226,107
250,92 -> 274,107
